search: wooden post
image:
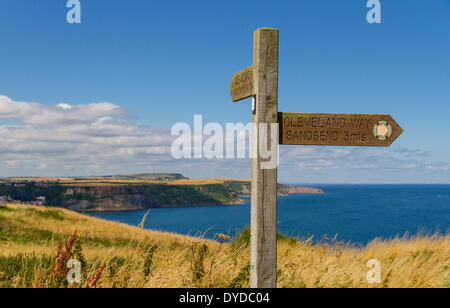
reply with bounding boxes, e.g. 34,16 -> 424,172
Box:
250,28 -> 279,288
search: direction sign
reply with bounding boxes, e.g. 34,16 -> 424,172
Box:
230,66 -> 254,102
279,113 -> 403,147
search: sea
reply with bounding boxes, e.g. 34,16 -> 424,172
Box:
87,184 -> 450,245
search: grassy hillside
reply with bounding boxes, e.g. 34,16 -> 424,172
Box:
0,203 -> 448,288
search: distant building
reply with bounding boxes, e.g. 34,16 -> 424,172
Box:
36,196 -> 46,205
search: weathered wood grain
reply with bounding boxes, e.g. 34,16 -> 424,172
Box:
250,28 -> 279,288
230,66 -> 254,102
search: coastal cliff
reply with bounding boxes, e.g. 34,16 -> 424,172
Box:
226,181 -> 323,197
278,184 -> 324,196
0,174 -> 323,212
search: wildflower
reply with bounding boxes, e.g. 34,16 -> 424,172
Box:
214,233 -> 231,243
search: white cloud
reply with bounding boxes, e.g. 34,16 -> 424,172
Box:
0,95 -> 448,183
0,95 -> 126,125
0,95 -> 176,176
57,103 -> 73,110
38,163 -> 48,170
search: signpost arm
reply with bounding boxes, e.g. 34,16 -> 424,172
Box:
251,28 -> 279,288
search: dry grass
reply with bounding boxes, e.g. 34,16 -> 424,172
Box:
165,179 -> 249,185
0,203 -> 448,288
55,178 -> 250,187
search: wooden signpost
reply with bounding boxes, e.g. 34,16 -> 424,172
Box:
230,28 -> 403,288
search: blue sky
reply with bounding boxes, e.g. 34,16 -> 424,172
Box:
0,0 -> 449,183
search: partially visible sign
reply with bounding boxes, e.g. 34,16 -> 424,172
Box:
278,113 -> 403,147
230,66 -> 254,102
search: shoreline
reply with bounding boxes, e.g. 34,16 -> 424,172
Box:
79,198 -> 249,213
77,192 -> 327,213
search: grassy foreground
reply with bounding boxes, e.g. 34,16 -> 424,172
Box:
0,203 -> 448,288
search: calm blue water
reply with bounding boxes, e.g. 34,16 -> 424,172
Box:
87,185 -> 450,245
